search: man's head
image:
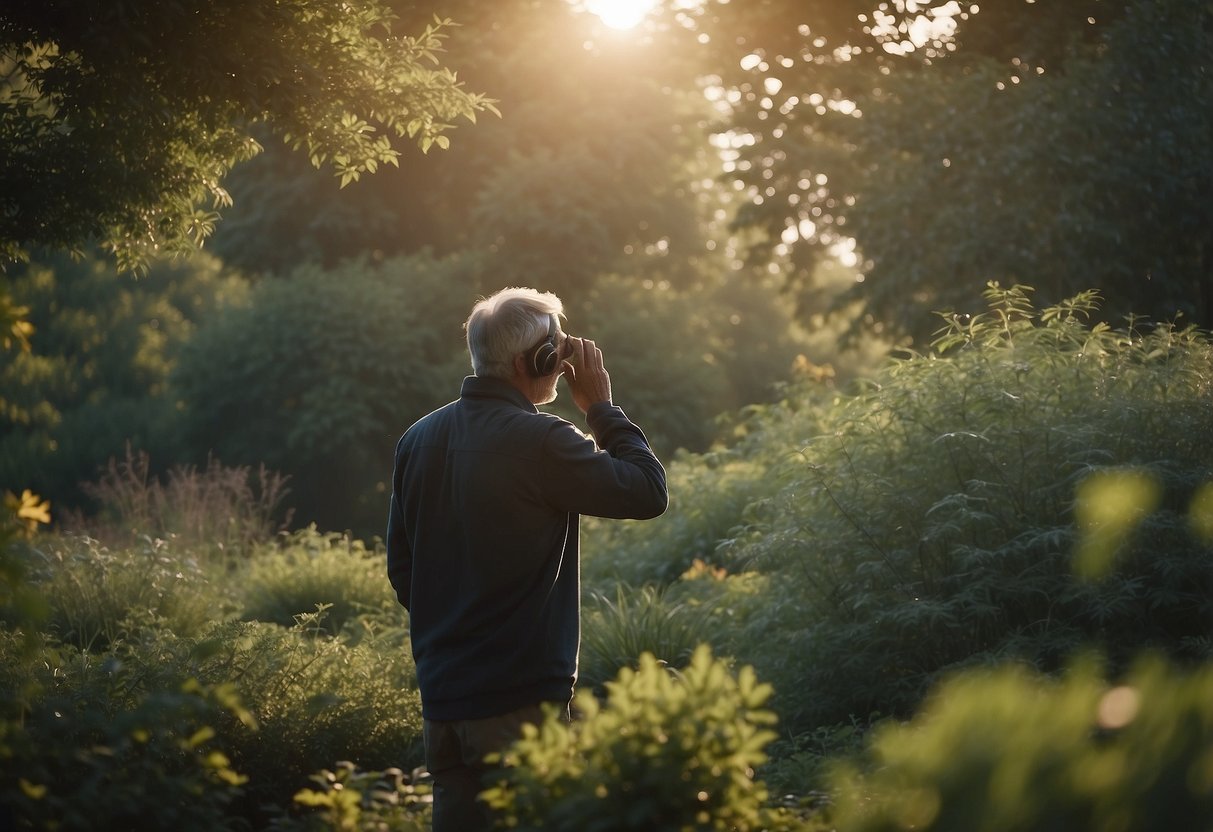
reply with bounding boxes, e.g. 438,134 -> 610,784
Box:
465,287 -> 569,403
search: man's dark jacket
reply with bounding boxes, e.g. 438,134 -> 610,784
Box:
386,375 -> 667,721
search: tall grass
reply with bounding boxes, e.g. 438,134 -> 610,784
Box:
23,534 -> 217,650
579,584 -> 714,693
71,446 -> 291,557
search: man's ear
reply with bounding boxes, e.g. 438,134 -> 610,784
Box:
512,353 -> 529,379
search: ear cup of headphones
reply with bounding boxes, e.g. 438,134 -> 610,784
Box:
526,316 -> 559,378
530,340 -> 558,377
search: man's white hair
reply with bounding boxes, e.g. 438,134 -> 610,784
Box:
465,287 -> 564,379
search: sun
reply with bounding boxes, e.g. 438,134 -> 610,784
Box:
586,0 -> 656,30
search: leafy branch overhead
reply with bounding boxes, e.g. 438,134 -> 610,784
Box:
0,1 -> 497,272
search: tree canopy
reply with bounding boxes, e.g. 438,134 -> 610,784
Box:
0,0 -> 494,271
662,0 -> 1213,341
208,0 -> 713,294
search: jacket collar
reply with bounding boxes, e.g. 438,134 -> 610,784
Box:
460,375 -> 538,413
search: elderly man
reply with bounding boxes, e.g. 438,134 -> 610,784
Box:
386,286 -> 667,831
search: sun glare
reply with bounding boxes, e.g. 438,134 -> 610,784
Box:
587,0 -> 656,30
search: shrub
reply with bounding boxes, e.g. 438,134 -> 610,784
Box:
23,533 -> 218,650
484,645 -> 819,831
160,617 -> 424,818
0,597 -> 421,827
0,632 -> 251,832
236,527 -> 396,634
828,656 -> 1213,832
722,285 -> 1213,729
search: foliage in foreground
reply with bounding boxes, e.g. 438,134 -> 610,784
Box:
483,646 -> 816,832
0,519 -> 423,829
829,656 -> 1213,832
0,631 -> 253,832
275,650 -> 1213,832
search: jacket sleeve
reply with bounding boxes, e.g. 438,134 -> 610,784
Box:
385,443 -> 413,612
540,402 -> 668,519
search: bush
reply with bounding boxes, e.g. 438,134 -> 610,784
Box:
720,285 -> 1213,729
0,579 -> 421,828
114,617 -> 424,820
237,528 -> 396,634
22,533 -> 218,650
484,645 -> 818,831
828,656 -> 1213,832
0,633 -> 251,832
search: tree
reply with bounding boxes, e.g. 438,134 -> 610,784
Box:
660,0 -> 1212,342
208,0 -> 715,295
171,252 -> 482,537
0,0 -> 494,271
0,250 -> 244,511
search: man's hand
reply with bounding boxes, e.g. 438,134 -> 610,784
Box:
561,336 -> 612,415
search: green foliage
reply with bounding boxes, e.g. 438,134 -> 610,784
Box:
58,614 -> 424,821
21,533 -> 217,651
583,445 -> 782,587
761,716 -> 872,802
283,762 -> 432,832
0,633 -> 252,832
172,250 -> 479,536
183,618 -> 423,818
0,551 -> 421,827
828,657 -> 1213,832
720,285 -> 1213,729
0,250 -> 245,513
579,584 -> 712,694
238,528 -> 397,634
0,1 -> 493,270
484,645 -> 816,831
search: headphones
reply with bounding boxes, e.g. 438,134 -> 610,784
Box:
525,315 -> 560,378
